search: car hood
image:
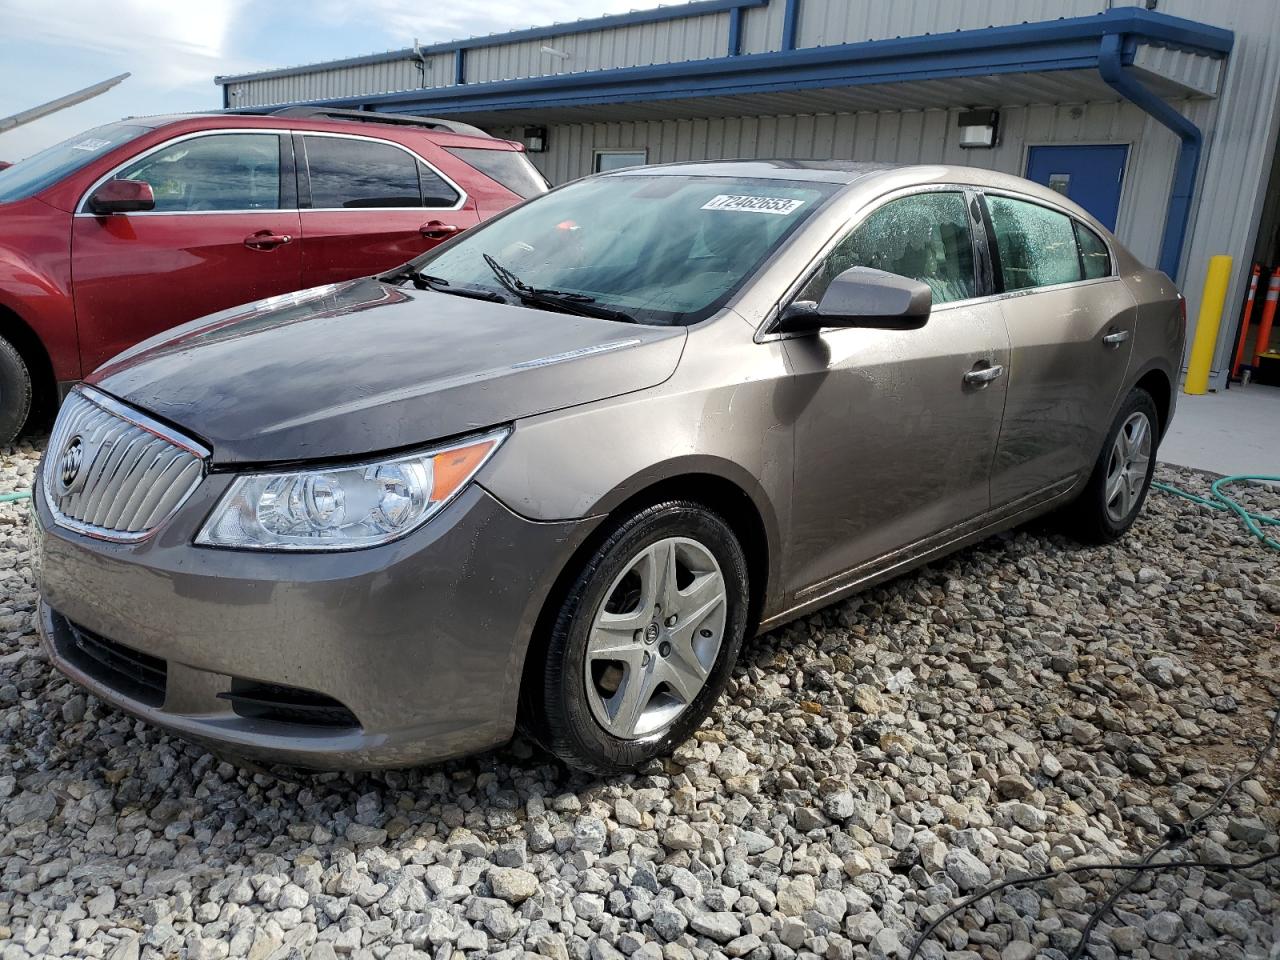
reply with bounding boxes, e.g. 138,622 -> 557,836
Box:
88,278 -> 686,465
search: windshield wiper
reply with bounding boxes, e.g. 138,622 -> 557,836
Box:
482,254 -> 637,324
381,265 -> 507,303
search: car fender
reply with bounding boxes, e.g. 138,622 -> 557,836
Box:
0,200 -> 79,382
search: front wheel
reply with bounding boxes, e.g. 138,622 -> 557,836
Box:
522,501 -> 750,774
1063,387 -> 1159,544
0,336 -> 33,446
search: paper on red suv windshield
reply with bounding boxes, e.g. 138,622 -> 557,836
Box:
701,195 -> 806,215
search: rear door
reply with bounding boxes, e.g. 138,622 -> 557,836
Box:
296,133 -> 480,286
982,191 -> 1136,507
71,131 -> 302,372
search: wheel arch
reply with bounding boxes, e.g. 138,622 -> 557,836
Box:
514,465 -> 777,727
0,301 -> 59,429
1132,365 -> 1173,438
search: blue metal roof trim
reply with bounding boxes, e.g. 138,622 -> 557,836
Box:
283,8 -> 1231,118
215,0 -> 771,85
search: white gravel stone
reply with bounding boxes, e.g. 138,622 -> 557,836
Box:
0,445 -> 1276,960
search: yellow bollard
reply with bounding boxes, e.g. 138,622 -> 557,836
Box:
1184,254 -> 1233,395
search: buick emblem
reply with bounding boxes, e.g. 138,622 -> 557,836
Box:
643,622 -> 660,645
58,436 -> 85,494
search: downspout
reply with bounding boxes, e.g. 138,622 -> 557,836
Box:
1098,32 -> 1200,281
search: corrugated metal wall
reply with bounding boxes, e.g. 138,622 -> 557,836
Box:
1156,0 -> 1280,383
788,0 -> 1105,51
493,98 -> 1205,269
466,14 -> 730,84
222,0 -> 1117,106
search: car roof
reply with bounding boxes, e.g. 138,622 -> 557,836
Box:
605,158 -> 1106,228
117,110 -> 503,147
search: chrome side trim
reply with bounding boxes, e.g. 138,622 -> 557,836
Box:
75,128 -> 468,216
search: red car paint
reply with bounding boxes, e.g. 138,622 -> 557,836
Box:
0,113 -> 535,396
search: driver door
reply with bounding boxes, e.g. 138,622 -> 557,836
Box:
783,189 -> 1011,598
71,131 -> 302,372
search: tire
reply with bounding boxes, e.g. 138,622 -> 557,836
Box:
522,501 -> 750,775
1062,387 -> 1159,544
0,336 -> 33,446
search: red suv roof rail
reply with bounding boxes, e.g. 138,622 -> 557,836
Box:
243,106 -> 494,139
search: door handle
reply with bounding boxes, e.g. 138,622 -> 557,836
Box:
244,231 -> 293,250
964,362 -> 1005,386
420,220 -> 463,239
1102,329 -> 1131,346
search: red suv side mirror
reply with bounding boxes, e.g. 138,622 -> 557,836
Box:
88,178 -> 156,215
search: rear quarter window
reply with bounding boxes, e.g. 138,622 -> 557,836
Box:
1074,220 -> 1112,279
446,146 -> 548,199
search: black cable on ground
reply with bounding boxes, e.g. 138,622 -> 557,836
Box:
907,705 -> 1280,960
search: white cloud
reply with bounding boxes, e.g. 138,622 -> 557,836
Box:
310,0 -> 657,48
1,0 -> 260,90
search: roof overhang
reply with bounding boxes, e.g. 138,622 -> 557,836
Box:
269,8 -> 1231,126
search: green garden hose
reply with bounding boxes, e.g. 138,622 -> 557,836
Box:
0,490 -> 31,503
1151,474 -> 1280,551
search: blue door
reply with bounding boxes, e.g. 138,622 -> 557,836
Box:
1026,144 -> 1128,230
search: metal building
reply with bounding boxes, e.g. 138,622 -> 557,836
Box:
216,0 -> 1280,389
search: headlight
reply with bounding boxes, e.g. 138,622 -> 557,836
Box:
195,429 -> 508,550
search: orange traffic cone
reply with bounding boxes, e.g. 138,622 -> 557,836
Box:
1231,263 -> 1262,378
1254,270 -> 1280,366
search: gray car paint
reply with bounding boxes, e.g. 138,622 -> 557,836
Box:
88,277 -> 686,465
35,160 -> 1183,768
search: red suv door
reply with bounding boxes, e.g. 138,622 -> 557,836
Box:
71,131 -> 302,371
295,132 -> 480,286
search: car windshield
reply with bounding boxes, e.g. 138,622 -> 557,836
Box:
0,122 -> 150,203
412,174 -> 839,326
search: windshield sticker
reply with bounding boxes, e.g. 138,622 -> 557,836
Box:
701,194 -> 806,215
71,138 -> 112,152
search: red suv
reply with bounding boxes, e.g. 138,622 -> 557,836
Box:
0,107 -> 546,442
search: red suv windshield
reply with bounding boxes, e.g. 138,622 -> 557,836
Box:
0,122 -> 150,203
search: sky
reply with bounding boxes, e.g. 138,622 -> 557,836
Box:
0,0 -> 653,162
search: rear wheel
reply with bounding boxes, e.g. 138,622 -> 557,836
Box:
522,501 -> 749,774
0,336 -> 33,445
1062,387 -> 1158,544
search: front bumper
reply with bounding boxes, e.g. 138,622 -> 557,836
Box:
33,473 -> 590,769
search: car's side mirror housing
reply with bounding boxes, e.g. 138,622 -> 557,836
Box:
776,266 -> 932,334
87,178 -> 156,215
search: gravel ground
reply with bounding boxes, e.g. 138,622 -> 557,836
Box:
1,435 -> 1277,960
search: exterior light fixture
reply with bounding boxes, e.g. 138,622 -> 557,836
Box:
958,109 -> 999,149
523,126 -> 548,153
540,45 -> 571,60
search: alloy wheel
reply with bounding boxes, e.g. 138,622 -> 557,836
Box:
583,536 -> 727,740
1104,411 -> 1152,523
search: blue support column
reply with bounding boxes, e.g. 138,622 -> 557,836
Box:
728,6 -> 744,56
1098,32 -> 1200,281
455,49 -> 466,85
781,0 -> 800,50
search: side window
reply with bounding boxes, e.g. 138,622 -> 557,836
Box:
1074,220 -> 1112,279
304,136 -> 422,208
115,134 -> 281,212
798,192 -> 976,305
417,161 -> 460,208
985,195 -> 1083,290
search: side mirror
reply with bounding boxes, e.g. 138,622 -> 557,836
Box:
87,178 -> 155,215
777,266 -> 932,334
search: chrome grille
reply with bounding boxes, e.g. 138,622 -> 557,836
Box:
42,387 -> 208,541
